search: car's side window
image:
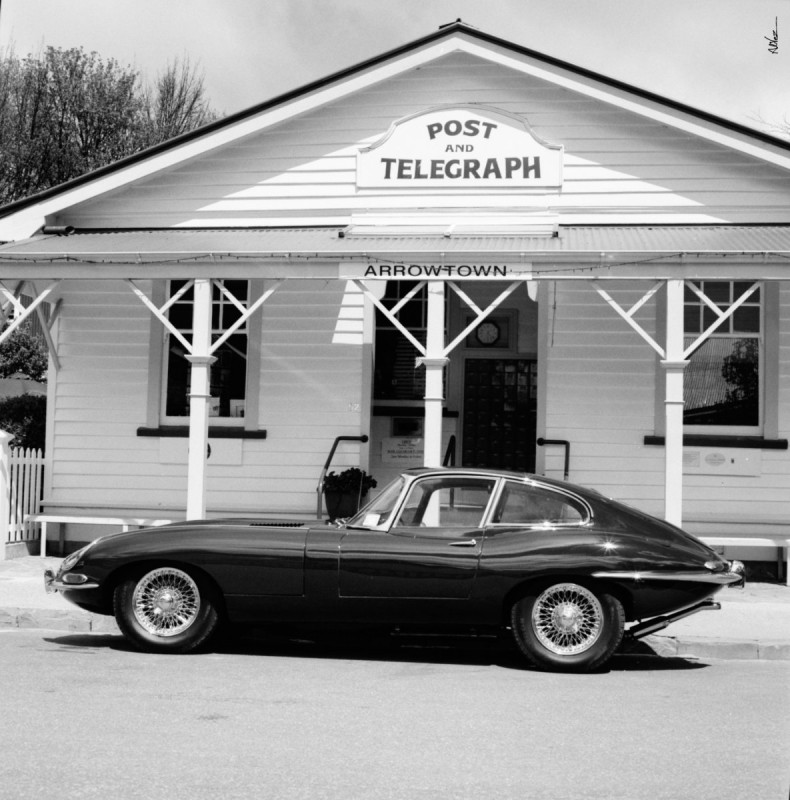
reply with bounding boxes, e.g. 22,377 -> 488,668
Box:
394,477 -> 497,528
492,482 -> 586,526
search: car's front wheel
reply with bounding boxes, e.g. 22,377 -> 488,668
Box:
114,566 -> 220,653
510,581 -> 624,672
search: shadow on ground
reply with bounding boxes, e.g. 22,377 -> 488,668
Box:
40,627 -> 708,672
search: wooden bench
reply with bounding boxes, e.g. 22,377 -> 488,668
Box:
27,514 -> 176,557
700,535 -> 790,585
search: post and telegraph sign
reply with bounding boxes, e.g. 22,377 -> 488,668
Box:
356,105 -> 563,189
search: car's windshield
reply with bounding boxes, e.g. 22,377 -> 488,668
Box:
345,477 -> 405,529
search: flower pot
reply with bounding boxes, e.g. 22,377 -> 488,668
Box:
324,490 -> 367,521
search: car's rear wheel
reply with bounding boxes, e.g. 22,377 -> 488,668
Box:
114,566 -> 220,653
510,581 -> 624,672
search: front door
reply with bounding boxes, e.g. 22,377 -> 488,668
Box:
462,358 -> 537,471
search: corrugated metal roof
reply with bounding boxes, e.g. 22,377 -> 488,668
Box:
3,226 -> 790,259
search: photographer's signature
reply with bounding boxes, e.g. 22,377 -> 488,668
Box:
766,16 -> 778,54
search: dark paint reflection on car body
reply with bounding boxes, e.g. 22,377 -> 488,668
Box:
45,467 -> 744,672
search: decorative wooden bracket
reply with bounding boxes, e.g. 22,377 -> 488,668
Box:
127,278 -> 283,356
0,280 -> 62,370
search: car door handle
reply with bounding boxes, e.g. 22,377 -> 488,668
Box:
449,539 -> 477,547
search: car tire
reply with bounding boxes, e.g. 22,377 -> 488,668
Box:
114,566 -> 221,654
510,581 -> 624,672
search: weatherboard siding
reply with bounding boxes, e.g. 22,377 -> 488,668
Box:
60,53 -> 790,230
45,279 -> 367,515
542,281 -> 662,511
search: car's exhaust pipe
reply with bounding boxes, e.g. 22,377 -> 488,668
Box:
626,600 -> 721,640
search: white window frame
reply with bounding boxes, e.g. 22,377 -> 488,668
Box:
654,279 -> 779,440
683,280 -> 763,436
144,279 -> 264,431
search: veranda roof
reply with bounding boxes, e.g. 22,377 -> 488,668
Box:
1,226 -> 789,281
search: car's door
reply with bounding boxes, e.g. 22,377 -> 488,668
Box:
338,475 -> 497,599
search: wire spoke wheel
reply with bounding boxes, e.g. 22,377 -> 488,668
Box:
531,583 -> 603,655
132,567 -> 201,638
511,581 -> 624,672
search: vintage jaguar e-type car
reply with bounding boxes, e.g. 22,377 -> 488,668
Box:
45,467 -> 744,672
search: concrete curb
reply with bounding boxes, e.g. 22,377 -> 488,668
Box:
642,633 -> 790,661
3,604 -> 790,661
0,606 -> 119,634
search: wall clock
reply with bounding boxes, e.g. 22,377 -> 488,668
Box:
475,320 -> 501,346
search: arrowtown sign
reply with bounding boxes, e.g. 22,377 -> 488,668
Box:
341,262 -> 534,280
357,105 -> 563,189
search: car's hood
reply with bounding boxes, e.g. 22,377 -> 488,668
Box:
79,516 -> 321,558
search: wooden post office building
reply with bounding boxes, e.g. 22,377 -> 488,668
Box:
1,23 -> 789,562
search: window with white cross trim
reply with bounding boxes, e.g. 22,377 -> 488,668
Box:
683,280 -> 762,433
163,279 -> 250,423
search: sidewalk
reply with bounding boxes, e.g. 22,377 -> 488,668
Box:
1,555 -> 789,660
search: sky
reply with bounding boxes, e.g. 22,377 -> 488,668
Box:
0,0 -> 789,135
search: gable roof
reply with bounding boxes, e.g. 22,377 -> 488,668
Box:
2,21 -> 790,234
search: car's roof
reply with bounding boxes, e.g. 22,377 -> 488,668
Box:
402,466 -> 531,480
399,466 -> 605,500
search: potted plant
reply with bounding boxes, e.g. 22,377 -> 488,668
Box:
323,467 -> 377,520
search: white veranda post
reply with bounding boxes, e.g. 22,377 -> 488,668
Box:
421,281 -> 448,468
186,279 -> 215,519
662,279 -> 688,526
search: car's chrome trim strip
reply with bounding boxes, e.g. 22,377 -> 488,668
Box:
591,569 -> 743,585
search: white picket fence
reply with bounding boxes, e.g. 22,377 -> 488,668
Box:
1,431 -> 45,556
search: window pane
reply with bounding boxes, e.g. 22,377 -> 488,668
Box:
493,482 -> 584,525
211,334 -> 247,417
683,305 -> 701,333
374,281 -> 447,401
702,306 -> 718,329
165,346 -> 190,416
684,337 -> 759,426
734,282 -> 759,302
165,281 -> 249,419
395,477 -> 496,527
168,303 -> 192,330
704,282 -> 730,304
374,329 -> 427,400
732,305 -> 760,333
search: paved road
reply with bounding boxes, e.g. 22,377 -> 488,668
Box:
1,628 -> 788,800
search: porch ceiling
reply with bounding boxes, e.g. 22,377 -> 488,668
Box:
1,226 -> 790,280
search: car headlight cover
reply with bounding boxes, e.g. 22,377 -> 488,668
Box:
60,538 -> 102,572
